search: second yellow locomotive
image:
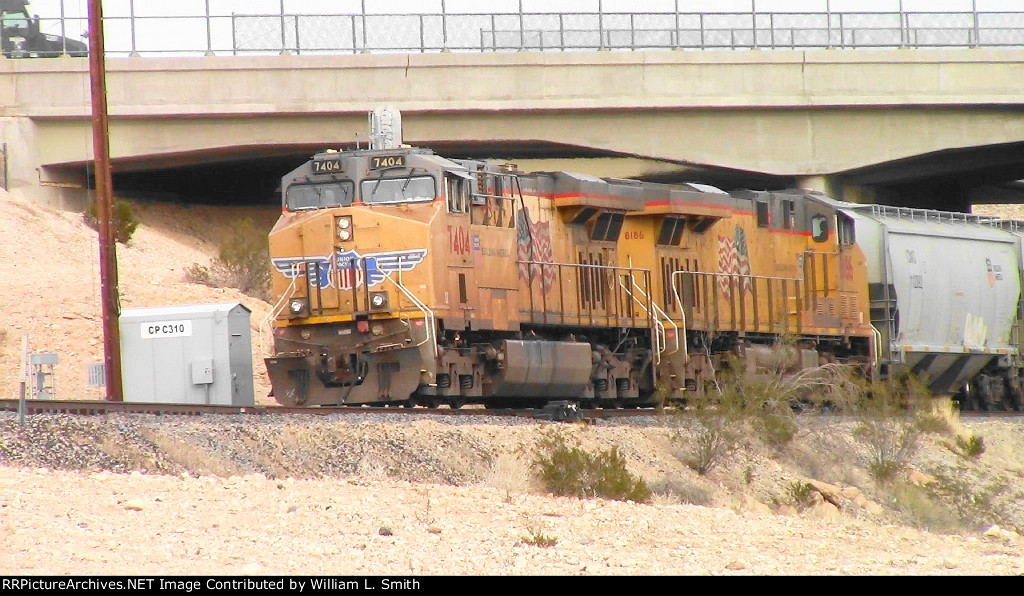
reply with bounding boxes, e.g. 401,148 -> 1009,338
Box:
264,109 -> 879,408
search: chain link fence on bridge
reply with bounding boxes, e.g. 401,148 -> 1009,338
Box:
27,9 -> 1024,57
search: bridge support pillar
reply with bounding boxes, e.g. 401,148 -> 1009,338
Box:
798,176 -> 880,205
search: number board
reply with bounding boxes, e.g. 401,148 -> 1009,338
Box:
370,155 -> 405,169
312,158 -> 342,174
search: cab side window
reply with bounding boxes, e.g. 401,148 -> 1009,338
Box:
810,214 -> 829,243
446,175 -> 470,214
837,213 -> 856,246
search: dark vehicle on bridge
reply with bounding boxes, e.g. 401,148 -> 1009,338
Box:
1,1 -> 86,58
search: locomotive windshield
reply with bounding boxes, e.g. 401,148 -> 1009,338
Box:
360,176 -> 436,205
285,181 -> 355,210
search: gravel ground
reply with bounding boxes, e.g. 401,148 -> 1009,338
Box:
0,412 -> 1021,576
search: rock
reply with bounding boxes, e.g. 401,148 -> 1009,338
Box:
840,486 -> 862,500
744,499 -> 773,516
983,525 -> 1020,543
813,501 -> 842,521
862,501 -> 884,516
806,479 -> 842,507
123,499 -> 147,511
240,563 -> 265,575
907,469 -> 936,487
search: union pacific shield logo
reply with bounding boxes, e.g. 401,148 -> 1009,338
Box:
273,248 -> 427,289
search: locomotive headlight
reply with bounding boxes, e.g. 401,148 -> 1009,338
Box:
289,298 -> 307,315
336,216 -> 353,242
370,292 -> 388,310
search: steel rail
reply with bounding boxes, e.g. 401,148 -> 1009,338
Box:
0,399 -> 648,420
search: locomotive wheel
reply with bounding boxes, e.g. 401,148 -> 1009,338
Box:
599,398 -> 621,409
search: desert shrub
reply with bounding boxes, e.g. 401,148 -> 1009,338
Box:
184,218 -> 271,301
846,377 -> 934,483
890,481 -> 960,532
697,346 -> 873,448
855,415 -> 920,483
653,478 -> 715,506
680,412 -> 736,475
925,469 -> 1012,530
520,527 -> 558,548
532,431 -> 651,503
912,396 -> 958,436
85,199 -> 139,245
915,412 -> 954,435
785,480 -> 817,510
757,406 -> 798,447
954,433 -> 986,459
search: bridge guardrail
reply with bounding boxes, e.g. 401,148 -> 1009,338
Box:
21,8 -> 1024,57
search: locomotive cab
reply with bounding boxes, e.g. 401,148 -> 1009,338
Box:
266,143 -> 470,406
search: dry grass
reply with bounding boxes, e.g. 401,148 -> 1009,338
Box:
133,428 -> 240,477
481,452 -> 533,494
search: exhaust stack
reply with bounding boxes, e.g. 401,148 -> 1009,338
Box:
369,107 -> 402,150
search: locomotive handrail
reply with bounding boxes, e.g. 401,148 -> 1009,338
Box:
624,269 -> 680,360
260,262 -> 302,357
374,260 -> 440,358
617,275 -> 666,366
672,270 -> 803,336
870,324 -> 882,369
668,270 -> 693,364
859,204 -> 1001,225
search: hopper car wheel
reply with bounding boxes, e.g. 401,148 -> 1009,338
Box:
970,378 -> 991,412
599,398 -> 621,409
400,398 -> 416,408
423,396 -> 441,409
448,397 -> 465,410
1003,376 -> 1023,412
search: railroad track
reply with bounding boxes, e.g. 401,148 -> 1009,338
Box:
0,398 -> 647,421
1,398 -> 1017,421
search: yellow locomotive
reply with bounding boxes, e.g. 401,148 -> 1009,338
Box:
264,109 -> 877,408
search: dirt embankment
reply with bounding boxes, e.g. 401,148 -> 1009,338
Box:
0,412 -> 1022,575
0,191 -> 278,402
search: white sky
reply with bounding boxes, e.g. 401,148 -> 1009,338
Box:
22,0 -> 1024,54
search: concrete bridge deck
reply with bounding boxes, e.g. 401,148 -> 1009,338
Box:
2,48 -> 1023,209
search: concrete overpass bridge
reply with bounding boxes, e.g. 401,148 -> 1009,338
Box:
2,48 -> 1024,211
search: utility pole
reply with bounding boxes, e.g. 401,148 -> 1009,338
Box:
88,0 -> 123,402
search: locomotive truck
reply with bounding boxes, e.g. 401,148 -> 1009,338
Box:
263,109 -> 1023,412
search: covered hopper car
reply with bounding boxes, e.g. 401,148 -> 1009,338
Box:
263,111 -> 1024,412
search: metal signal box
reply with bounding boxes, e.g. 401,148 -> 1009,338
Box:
119,303 -> 254,406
